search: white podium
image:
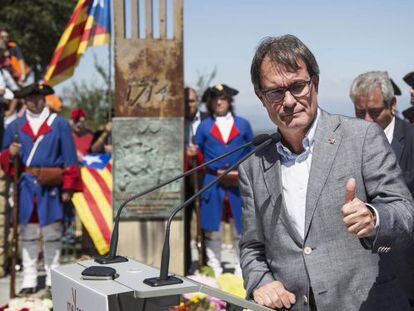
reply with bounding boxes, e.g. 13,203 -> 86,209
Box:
51,259 -> 273,311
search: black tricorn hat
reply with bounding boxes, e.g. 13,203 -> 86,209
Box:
201,84 -> 239,103
390,79 -> 401,96
402,106 -> 414,122
403,71 -> 414,88
14,83 -> 54,99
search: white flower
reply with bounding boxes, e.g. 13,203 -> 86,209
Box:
42,298 -> 53,309
6,297 -> 52,311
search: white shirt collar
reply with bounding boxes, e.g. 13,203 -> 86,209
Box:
383,117 -> 395,144
215,111 -> 232,121
26,107 -> 50,135
276,108 -> 320,164
192,110 -> 201,122
26,106 -> 49,120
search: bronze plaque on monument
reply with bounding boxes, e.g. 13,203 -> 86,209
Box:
113,117 -> 183,219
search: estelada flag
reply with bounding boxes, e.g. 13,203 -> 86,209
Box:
44,0 -> 111,86
72,154 -> 112,255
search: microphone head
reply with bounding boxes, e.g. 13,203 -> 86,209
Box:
270,132 -> 282,143
252,134 -> 271,146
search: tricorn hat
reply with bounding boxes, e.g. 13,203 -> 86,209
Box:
403,71 -> 414,88
201,84 -> 238,103
402,106 -> 414,123
14,83 -> 54,99
390,79 -> 401,96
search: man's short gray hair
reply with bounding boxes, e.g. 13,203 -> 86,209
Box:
250,34 -> 320,91
349,71 -> 395,107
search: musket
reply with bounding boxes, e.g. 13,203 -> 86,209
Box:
190,150 -> 205,268
9,123 -> 19,298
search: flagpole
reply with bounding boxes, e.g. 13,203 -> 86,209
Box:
108,0 -> 113,120
108,40 -> 112,119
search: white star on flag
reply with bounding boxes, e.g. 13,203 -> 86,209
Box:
83,155 -> 103,166
92,0 -> 105,8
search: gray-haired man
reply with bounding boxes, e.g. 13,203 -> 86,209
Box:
350,71 -> 414,195
239,34 -> 414,310
350,70 -> 414,308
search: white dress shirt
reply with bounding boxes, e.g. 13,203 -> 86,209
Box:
276,109 -> 320,239
190,110 -> 201,140
383,117 -> 395,144
280,154 -> 312,239
185,110 -> 202,146
215,112 -> 234,144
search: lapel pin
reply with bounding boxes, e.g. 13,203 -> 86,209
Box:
328,138 -> 336,144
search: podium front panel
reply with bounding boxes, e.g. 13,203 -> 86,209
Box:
52,263 -> 133,311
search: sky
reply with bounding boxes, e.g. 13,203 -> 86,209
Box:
56,0 -> 414,133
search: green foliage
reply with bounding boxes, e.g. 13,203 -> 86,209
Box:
0,0 -> 76,79
199,265 -> 215,278
63,54 -> 114,130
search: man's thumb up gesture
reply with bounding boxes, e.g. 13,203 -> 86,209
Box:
341,178 -> 377,238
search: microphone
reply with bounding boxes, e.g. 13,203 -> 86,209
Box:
143,132 -> 282,287
95,133 -> 274,264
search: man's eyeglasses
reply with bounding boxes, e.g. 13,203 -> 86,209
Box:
355,107 -> 385,119
261,78 -> 313,106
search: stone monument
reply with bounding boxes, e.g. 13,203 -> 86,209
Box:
113,0 -> 184,274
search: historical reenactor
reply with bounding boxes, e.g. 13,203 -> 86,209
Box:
0,83 -> 82,294
403,71 -> 414,105
402,71 -> 414,123
194,84 -> 254,276
0,30 -> 29,86
70,108 -> 94,161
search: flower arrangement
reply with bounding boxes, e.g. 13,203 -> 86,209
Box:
171,267 -> 246,311
173,293 -> 225,311
0,298 -> 53,311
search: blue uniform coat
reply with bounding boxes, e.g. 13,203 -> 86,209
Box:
1,113 -> 81,226
195,115 -> 254,233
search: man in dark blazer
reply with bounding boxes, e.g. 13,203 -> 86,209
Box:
350,70 -> 414,308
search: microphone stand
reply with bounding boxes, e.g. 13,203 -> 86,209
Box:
143,133 -> 280,287
96,134 -> 272,264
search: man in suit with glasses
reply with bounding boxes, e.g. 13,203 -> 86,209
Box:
239,35 -> 414,310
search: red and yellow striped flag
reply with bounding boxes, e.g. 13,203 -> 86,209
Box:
44,0 -> 111,86
72,163 -> 112,255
